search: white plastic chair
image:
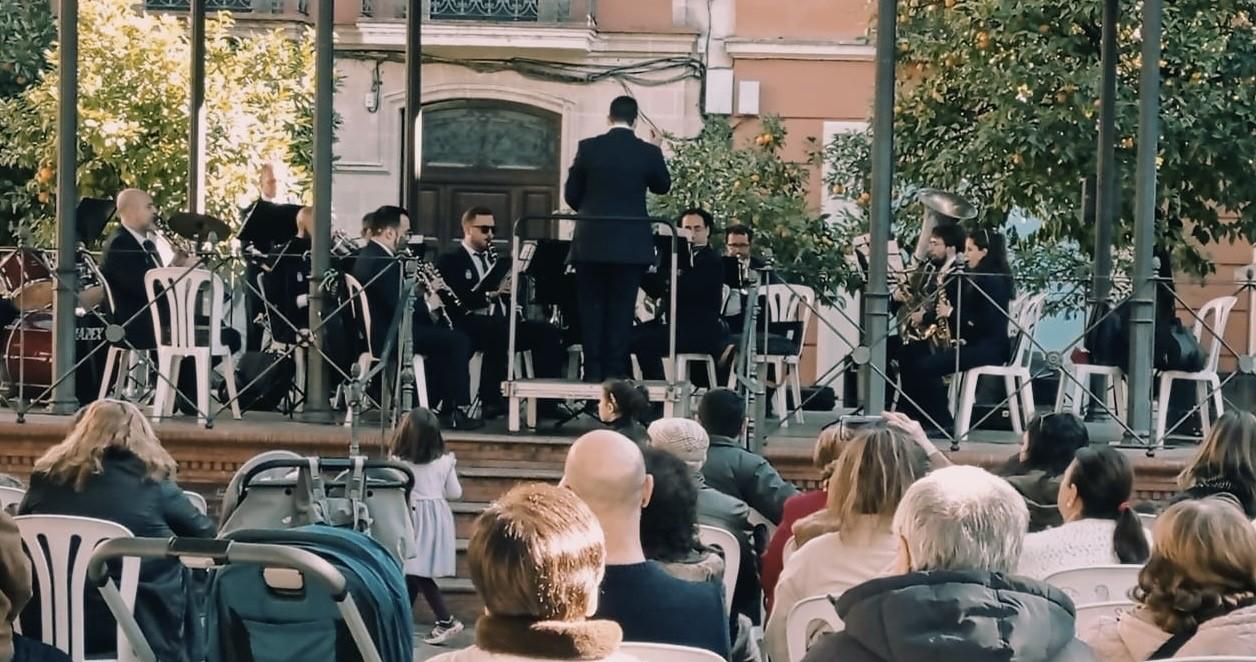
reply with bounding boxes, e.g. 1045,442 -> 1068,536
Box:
953,293 -> 1046,440
755,284 -> 816,426
1055,352 -> 1126,420
0,485 -> 25,509
98,277 -> 151,403
15,515 -> 140,662
342,274 -> 429,427
1044,564 -> 1142,605
785,594 -> 844,662
1073,600 -> 1135,635
1172,658 -> 1256,661
697,524 -> 740,617
1154,295 -> 1238,444
1138,512 -> 1158,529
619,642 -> 724,661
144,268 -> 241,425
183,490 -> 207,516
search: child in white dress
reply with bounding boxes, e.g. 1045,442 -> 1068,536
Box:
390,407 -> 464,645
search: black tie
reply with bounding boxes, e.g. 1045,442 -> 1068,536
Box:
475,252 -> 491,276
141,239 -> 163,267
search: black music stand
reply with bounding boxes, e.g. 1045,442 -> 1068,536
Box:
239,200 -> 300,251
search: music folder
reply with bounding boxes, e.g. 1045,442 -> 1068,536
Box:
239,199 -> 301,249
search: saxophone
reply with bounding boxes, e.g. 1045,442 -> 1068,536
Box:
922,263 -> 959,351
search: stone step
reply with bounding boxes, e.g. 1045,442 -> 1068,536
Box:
456,467 -> 563,502
451,501 -> 489,539
446,435 -> 572,466
427,578 -> 481,625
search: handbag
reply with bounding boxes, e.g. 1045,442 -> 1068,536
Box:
1157,317 -> 1206,372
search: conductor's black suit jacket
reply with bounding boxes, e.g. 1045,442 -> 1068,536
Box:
563,126 -> 671,265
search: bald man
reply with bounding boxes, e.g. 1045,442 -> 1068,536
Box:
100,189 -> 163,349
561,431 -> 730,658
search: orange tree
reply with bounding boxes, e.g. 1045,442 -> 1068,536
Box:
0,0 -> 55,240
651,115 -> 858,302
884,0 -> 1256,276
0,0 -> 328,242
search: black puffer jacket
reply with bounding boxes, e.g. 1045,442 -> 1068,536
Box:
802,570 -> 1095,662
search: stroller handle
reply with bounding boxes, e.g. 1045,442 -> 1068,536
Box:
239,458 -> 416,496
88,536 -> 350,599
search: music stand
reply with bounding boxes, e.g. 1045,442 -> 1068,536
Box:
76,197 -> 115,244
653,233 -> 692,275
239,200 -> 300,250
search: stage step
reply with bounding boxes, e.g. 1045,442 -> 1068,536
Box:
446,435 -> 572,465
452,501 -> 489,538
457,467 -> 564,502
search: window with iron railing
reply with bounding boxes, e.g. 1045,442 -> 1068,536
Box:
362,0 -> 581,22
143,0 -> 301,13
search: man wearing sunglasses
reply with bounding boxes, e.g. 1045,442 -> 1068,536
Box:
436,207 -> 565,419
564,95 -> 671,382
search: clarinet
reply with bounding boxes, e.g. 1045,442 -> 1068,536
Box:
415,260 -> 460,328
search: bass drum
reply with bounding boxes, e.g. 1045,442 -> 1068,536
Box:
3,312 -> 107,403
0,248 -> 51,294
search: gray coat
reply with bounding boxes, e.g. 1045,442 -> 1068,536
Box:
701,435 -> 798,523
695,476 -> 762,625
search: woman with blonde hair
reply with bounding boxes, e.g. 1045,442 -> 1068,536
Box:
19,400 -> 215,662
1172,409 -> 1256,517
763,411 -> 938,662
429,482 -> 641,661
1081,496 -> 1256,660
762,423 -> 845,613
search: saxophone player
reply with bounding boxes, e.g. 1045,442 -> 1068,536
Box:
897,226 -> 1015,438
435,206 -> 565,420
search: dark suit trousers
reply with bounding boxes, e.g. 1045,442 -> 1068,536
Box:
413,322 -> 472,408
575,263 -> 643,382
457,315 -> 563,404
897,338 -> 1008,433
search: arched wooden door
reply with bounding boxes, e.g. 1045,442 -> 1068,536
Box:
412,100 -> 562,248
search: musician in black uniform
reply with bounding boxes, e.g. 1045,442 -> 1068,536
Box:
564,95 -> 671,382
435,207 -> 565,419
351,206 -> 480,430
634,208 -> 734,384
239,164 -> 298,351
898,226 -> 1013,437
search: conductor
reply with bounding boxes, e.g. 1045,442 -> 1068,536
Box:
564,95 -> 671,382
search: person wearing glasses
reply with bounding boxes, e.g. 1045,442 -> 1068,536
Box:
436,206 -> 565,420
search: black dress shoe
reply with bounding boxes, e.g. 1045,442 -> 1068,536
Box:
441,408 -> 484,431
481,400 -> 507,421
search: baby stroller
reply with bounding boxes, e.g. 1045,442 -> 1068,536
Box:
88,527 -> 414,662
219,453 -> 418,564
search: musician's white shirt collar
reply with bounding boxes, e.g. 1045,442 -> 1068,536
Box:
370,237 -> 395,257
609,122 -> 634,132
122,223 -> 150,246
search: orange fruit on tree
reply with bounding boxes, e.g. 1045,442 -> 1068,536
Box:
37,191 -> 51,204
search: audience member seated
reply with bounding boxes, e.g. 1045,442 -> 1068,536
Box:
1170,409 -> 1256,517
649,417 -> 760,626
762,425 -> 843,614
0,509 -> 71,662
598,380 -> 651,446
640,447 -> 760,662
802,465 -> 1095,662
765,413 -> 934,662
561,431 -> 730,657
1080,496 -> 1256,660
18,400 -> 217,662
428,483 -> 642,662
999,413 -> 1091,532
698,389 -> 798,524
1018,446 -> 1149,580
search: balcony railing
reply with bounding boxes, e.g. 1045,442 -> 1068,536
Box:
143,0 -> 309,14
361,0 -> 592,23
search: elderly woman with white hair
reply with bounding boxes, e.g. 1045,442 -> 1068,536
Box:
647,418 -> 759,622
801,465 -> 1095,662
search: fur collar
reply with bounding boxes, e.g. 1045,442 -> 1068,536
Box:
476,615 -> 623,659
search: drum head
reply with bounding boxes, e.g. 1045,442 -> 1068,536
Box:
13,280 -> 54,311
78,285 -> 105,311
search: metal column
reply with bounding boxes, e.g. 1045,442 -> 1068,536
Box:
50,0 -> 79,414
403,0 -> 422,214
860,0 -> 895,414
188,0 -> 207,213
1125,0 -> 1163,446
304,0 -> 335,422
1090,0 -> 1119,304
